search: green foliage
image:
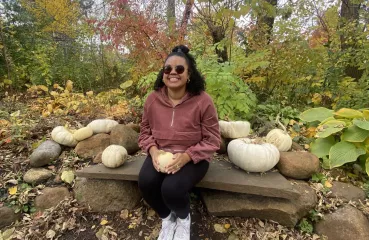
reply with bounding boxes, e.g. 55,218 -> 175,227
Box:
196,53 -> 257,120
300,107 -> 369,175
254,104 -> 301,126
298,218 -> 313,234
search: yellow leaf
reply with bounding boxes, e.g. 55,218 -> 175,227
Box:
47,104 -> 53,112
38,85 -> 49,92
100,219 -> 108,225
86,91 -> 93,97
66,80 -> 73,91
8,186 -> 17,195
334,108 -> 363,119
324,181 -> 332,188
304,144 -> 310,149
224,223 -> 231,229
312,93 -> 322,105
363,110 -> 369,120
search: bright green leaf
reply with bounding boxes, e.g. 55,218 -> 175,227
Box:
366,158 -> 369,176
334,108 -> 363,118
316,120 -> 346,138
299,107 -> 334,122
341,126 -> 369,142
328,141 -> 366,168
310,136 -> 336,158
353,119 -> 369,130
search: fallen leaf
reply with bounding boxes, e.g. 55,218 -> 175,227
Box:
147,209 -> 156,217
258,220 -> 265,227
61,170 -> 75,184
100,219 -> 108,225
46,229 -> 56,239
1,227 -> 15,239
214,224 -> 227,233
224,223 -> 231,229
120,209 -> 129,219
8,186 -> 17,195
324,181 -> 332,188
6,179 -> 18,185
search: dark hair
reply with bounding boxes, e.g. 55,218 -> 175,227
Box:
154,45 -> 205,95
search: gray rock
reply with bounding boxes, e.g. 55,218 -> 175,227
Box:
201,181 -> 317,227
126,123 -> 140,133
315,205 -> 369,240
277,152 -> 320,179
74,177 -> 141,212
75,133 -> 110,158
29,140 -> 61,167
329,182 -> 366,202
110,125 -> 140,154
23,168 -> 53,184
0,206 -> 21,229
34,187 -> 71,211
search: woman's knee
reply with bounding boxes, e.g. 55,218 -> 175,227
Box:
161,179 -> 187,201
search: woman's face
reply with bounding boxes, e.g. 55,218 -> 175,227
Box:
162,56 -> 189,92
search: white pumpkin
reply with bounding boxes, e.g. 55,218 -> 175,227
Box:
265,129 -> 292,152
102,145 -> 128,168
73,127 -> 93,141
87,119 -> 119,134
157,150 -> 174,173
227,138 -> 280,172
219,120 -> 251,139
51,126 -> 78,147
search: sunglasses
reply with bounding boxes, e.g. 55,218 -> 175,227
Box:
163,65 -> 186,75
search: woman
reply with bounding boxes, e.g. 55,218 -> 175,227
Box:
138,45 -> 221,240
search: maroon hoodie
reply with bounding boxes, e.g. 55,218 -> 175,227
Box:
138,87 -> 221,163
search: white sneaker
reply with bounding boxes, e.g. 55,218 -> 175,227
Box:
173,214 -> 191,240
157,212 -> 177,240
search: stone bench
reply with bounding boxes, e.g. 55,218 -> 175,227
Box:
75,156 -> 317,227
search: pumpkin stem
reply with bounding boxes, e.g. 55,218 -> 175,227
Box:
275,114 -> 287,132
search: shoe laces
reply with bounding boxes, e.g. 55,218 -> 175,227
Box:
175,218 -> 190,238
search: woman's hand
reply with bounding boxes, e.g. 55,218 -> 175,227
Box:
149,146 -> 161,172
166,153 -> 191,174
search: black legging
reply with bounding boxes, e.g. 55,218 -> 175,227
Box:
138,155 -> 209,219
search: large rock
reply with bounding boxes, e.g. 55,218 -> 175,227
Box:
110,125 -> 140,154
34,187 -> 71,211
201,181 -> 317,227
277,152 -> 320,179
29,140 -> 61,167
74,177 -> 141,212
329,182 -> 366,202
23,168 -> 53,184
0,206 -> 21,229
75,133 -> 110,158
315,205 -> 369,240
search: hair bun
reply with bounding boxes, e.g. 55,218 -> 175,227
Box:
172,45 -> 190,54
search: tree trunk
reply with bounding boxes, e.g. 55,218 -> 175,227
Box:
340,0 -> 363,80
179,0 -> 194,41
167,0 -> 176,34
0,20 -> 12,81
256,0 -> 278,45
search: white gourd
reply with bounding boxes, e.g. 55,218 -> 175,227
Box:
157,150 -> 173,173
227,138 -> 280,172
102,145 -> 128,168
73,127 -> 93,141
51,126 -> 78,147
266,129 -> 292,152
265,116 -> 292,152
87,119 -> 119,134
219,120 -> 251,139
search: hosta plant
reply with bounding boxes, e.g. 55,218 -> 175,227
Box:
299,107 -> 369,175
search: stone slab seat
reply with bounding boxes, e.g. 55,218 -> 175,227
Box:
76,156 -> 300,200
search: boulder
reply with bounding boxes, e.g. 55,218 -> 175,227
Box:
126,123 -> 140,133
110,125 -> 140,154
329,182 -> 366,202
277,152 -> 320,179
74,177 -> 141,212
315,205 -> 369,240
23,168 -> 53,184
34,187 -> 71,211
201,181 -> 317,227
93,152 -> 103,164
0,206 -> 21,229
29,140 -> 61,167
75,133 -> 110,158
